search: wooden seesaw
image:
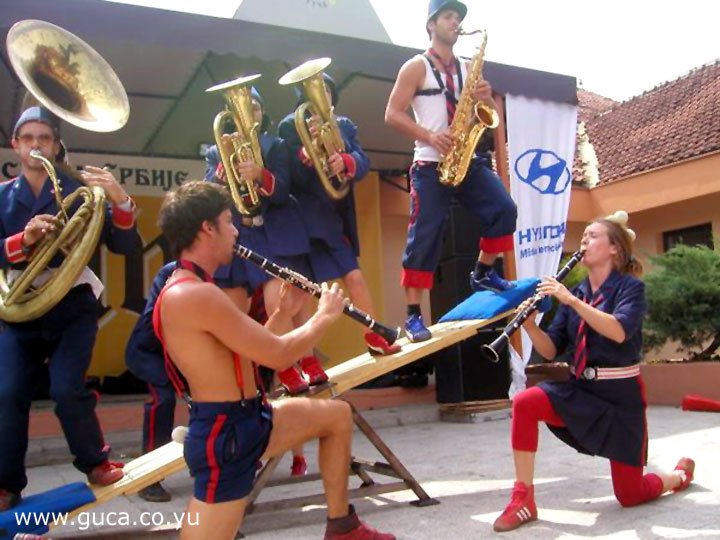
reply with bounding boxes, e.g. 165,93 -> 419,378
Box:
1,313 -> 509,538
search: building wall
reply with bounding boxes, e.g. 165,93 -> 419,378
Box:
563,152 -> 720,360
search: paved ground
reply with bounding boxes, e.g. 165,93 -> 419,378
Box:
15,404 -> 720,539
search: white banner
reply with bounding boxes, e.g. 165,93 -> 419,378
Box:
506,95 -> 578,397
0,148 -> 205,198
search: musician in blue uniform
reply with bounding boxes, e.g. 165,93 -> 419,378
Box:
125,261 -> 177,502
385,0 -> 518,343
493,215 -> 695,532
279,73 -> 402,363
0,107 -> 140,511
205,87 -> 322,464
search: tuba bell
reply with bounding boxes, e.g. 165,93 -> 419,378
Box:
279,58 -> 349,200
206,74 -> 264,216
0,19 -> 129,323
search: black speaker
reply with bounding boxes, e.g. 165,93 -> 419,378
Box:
439,203 -> 484,260
434,329 -> 510,403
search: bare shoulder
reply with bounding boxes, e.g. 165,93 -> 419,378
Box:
162,278 -> 223,312
399,55 -> 427,79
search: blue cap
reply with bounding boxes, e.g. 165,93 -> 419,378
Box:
427,0 -> 467,24
13,106 -> 61,138
250,86 -> 264,109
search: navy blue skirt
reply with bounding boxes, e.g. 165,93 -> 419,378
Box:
538,375 -> 648,467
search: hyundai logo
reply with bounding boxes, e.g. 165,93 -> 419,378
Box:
514,149 -> 571,195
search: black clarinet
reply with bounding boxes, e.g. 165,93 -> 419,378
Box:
235,245 -> 401,346
482,249 -> 584,363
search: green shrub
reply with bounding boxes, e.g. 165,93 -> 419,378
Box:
644,244 -> 720,360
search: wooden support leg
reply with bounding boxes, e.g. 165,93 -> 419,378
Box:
349,403 -> 439,507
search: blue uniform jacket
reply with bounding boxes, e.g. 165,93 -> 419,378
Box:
0,171 -> 140,270
125,262 -> 176,387
546,270 -> 646,368
278,114 -> 370,256
204,133 -> 310,257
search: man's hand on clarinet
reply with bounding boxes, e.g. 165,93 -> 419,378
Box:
317,282 -> 345,323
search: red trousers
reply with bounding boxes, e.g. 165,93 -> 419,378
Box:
511,386 -> 663,507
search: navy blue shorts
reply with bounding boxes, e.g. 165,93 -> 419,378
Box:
184,398 -> 273,503
214,257 -> 252,294
308,238 -> 359,283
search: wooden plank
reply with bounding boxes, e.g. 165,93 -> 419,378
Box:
309,313 -> 511,400
60,442 -> 185,522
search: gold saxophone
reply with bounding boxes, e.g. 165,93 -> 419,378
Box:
279,58 -> 349,200
438,30 -> 499,187
206,74 -> 264,216
1,20 -> 128,323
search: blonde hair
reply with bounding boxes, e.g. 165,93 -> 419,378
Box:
594,218 -> 643,277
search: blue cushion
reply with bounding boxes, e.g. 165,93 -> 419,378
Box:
0,482 -> 95,538
440,278 -> 549,322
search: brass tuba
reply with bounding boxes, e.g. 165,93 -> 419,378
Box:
279,58 -> 349,200
0,19 -> 129,323
206,74 -> 264,216
438,30 -> 499,187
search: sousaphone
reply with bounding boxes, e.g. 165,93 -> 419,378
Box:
0,20 -> 130,323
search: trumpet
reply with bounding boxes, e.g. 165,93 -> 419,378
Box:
206,74 -> 264,216
279,58 -> 349,200
481,250 -> 585,363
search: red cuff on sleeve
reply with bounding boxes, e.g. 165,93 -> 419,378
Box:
298,147 -> 313,167
215,162 -> 226,182
5,232 -> 27,263
259,169 -> 275,197
479,234 -> 514,254
340,153 -> 357,179
400,269 -> 434,290
112,198 -> 136,230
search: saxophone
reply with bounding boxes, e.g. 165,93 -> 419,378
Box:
438,30 -> 499,187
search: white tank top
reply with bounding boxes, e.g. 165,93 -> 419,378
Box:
411,54 -> 469,162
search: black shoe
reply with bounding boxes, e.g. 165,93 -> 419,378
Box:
138,482 -> 172,502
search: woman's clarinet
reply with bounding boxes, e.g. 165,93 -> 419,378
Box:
235,245 -> 402,346
481,249 -> 585,363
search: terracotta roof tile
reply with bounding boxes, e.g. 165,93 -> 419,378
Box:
576,61 -> 720,185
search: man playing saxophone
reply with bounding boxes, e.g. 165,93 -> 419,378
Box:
0,107 -> 140,510
385,0 -> 517,342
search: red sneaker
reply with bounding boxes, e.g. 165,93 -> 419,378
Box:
291,455 -> 308,477
493,481 -> 537,532
299,356 -> 329,386
364,332 -> 401,356
278,366 -> 310,395
87,461 -> 125,486
0,488 -> 21,511
673,457 -> 695,492
325,507 -> 395,540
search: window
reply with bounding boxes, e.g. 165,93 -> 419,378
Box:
663,223 -> 714,252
